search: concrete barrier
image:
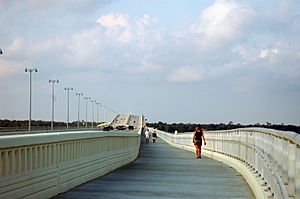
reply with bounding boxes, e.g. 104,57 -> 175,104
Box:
0,130 -> 141,199
154,128 -> 300,199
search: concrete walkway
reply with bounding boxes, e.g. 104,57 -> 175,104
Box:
53,137 -> 255,199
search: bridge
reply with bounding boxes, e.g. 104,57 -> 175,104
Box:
0,115 -> 299,199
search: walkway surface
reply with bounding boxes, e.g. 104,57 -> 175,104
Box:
53,138 -> 255,199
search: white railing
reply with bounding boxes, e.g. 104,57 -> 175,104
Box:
156,128 -> 300,199
0,130 -> 141,199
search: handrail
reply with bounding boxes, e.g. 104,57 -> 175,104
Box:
0,128 -> 142,199
155,128 -> 299,199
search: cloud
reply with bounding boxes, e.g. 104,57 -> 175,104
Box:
272,48 -> 279,55
96,13 -> 158,46
25,0 -> 114,11
64,28 -> 106,67
97,13 -> 129,28
168,66 -> 203,83
126,58 -> 162,74
7,37 -> 25,54
192,0 -> 255,49
0,59 -> 22,78
96,13 -> 132,43
259,48 -> 280,59
259,49 -> 269,58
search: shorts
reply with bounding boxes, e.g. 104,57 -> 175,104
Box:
194,139 -> 202,147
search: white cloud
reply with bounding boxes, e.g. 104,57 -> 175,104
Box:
96,13 -> 132,43
7,37 -> 25,54
118,29 -> 132,43
27,39 -> 64,59
126,58 -> 162,74
64,28 -> 105,67
272,48 -> 279,55
0,59 -> 22,78
259,49 -> 269,58
25,0 -> 113,11
96,13 -> 158,46
259,48 -> 280,58
139,14 -> 151,25
168,66 -> 203,83
97,13 -> 129,28
192,0 -> 255,49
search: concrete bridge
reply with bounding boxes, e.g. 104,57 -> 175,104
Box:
0,116 -> 299,199
52,133 -> 254,199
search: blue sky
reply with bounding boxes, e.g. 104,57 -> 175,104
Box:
0,0 -> 300,125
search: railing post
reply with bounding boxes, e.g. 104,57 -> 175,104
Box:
11,150 -> 15,176
295,144 -> 300,199
288,142 -> 296,197
4,150 -> 8,177
283,140 -> 289,184
0,151 -> 2,177
277,138 -> 284,178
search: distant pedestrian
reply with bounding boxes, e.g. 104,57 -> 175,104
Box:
145,128 -> 150,144
193,125 -> 206,159
152,128 -> 157,143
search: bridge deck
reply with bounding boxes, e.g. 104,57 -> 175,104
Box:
53,138 -> 254,199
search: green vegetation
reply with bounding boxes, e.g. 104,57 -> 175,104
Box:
147,121 -> 300,134
0,119 -> 93,132
1,119 -> 299,134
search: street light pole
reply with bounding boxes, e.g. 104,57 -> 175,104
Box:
64,87 -> 73,130
103,104 -> 107,122
49,79 -> 59,131
96,102 -> 101,123
84,97 -> 90,128
25,68 -> 38,131
90,100 -> 96,128
75,93 -> 83,129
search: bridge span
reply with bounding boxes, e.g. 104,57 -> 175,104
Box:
53,136 -> 254,199
0,118 -> 299,199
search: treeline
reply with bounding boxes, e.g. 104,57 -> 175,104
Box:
0,119 -> 65,128
147,121 -> 300,134
0,119 -> 93,131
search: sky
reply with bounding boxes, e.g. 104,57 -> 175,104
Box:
0,0 -> 300,125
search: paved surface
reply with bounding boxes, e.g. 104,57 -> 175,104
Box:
53,137 -> 255,199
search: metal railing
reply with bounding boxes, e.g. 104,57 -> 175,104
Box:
157,128 -> 300,199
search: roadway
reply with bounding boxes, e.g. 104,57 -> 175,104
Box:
53,134 -> 254,199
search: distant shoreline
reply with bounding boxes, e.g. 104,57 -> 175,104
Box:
147,122 -> 300,134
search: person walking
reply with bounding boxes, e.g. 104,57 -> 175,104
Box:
193,125 -> 206,159
145,128 -> 150,144
152,128 -> 157,143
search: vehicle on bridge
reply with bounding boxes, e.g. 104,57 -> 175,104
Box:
97,122 -> 113,131
116,125 -> 129,130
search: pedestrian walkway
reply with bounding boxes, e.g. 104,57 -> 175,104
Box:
53,137 -> 255,199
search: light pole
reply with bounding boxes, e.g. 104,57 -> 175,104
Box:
84,97 -> 90,128
64,87 -> 73,130
75,93 -> 83,128
102,104 -> 107,122
25,68 -> 38,131
90,100 -> 96,128
49,79 -> 59,131
106,107 -> 111,121
96,102 -> 101,123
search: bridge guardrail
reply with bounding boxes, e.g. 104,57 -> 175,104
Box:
0,129 -> 142,199
155,128 -> 300,199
